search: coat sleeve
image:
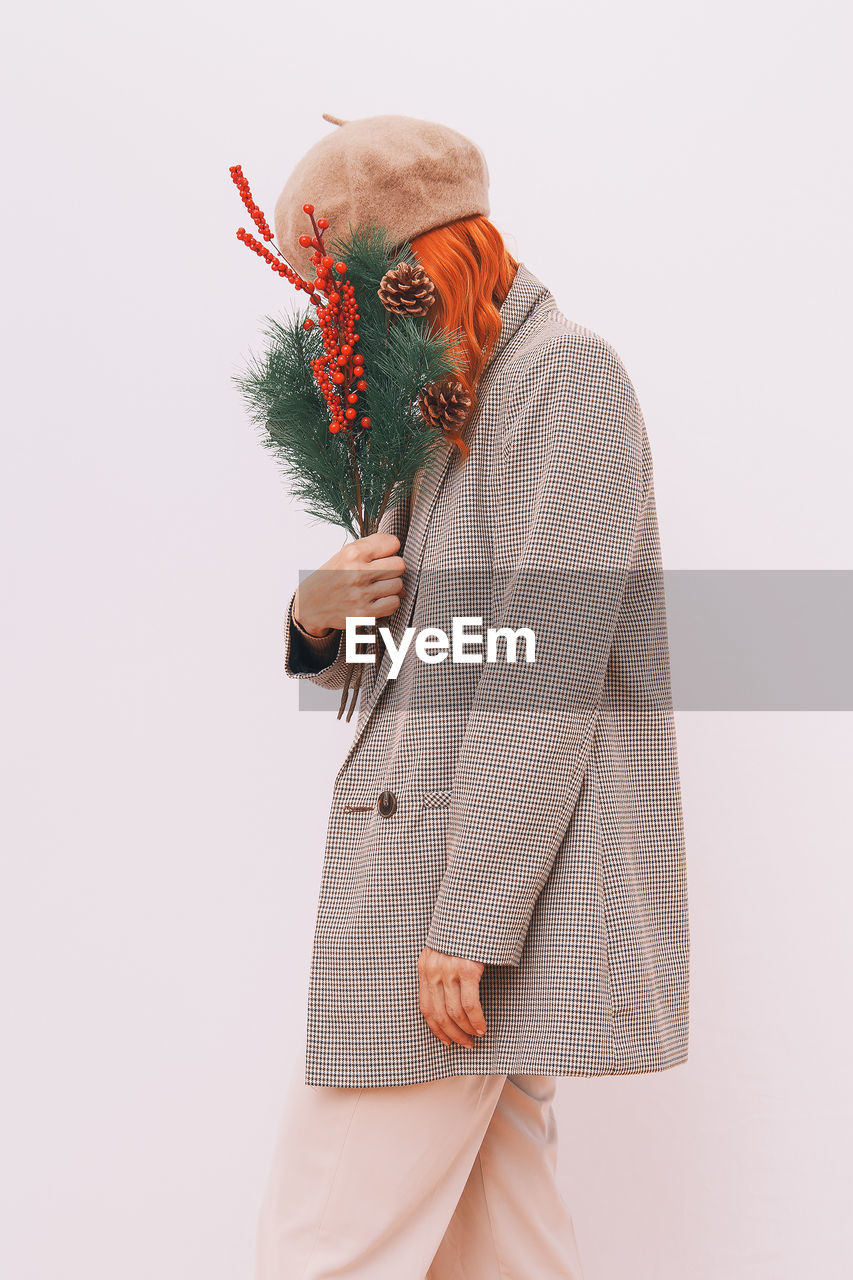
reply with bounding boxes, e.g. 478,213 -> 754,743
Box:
283,587 -> 354,690
424,333 -> 645,966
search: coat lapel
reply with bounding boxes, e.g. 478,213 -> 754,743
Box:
336,261 -> 557,767
357,436 -> 456,727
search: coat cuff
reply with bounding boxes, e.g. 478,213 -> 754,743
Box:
424,912 -> 525,968
284,589 -> 346,678
292,609 -> 339,649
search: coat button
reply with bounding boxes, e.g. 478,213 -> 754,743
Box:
377,790 -> 397,818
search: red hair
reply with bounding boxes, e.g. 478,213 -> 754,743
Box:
409,216 -> 519,459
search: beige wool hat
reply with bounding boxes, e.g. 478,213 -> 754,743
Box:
274,112 -> 491,279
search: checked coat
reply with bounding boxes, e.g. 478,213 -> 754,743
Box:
284,261 -> 690,1088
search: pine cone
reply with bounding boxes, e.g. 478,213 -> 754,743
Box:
418,377 -> 472,434
377,262 -> 437,316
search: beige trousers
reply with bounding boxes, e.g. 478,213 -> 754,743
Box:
255,1048 -> 585,1280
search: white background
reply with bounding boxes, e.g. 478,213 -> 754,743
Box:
2,1 -> 852,1277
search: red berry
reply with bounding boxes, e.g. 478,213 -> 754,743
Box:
298,234 -> 311,247
303,319 -> 314,330
361,417 -> 371,428
356,379 -> 367,391
332,372 -> 345,385
346,392 -> 358,404
303,203 -> 314,214
317,217 -> 329,229
345,408 -> 356,420
335,261 -> 347,274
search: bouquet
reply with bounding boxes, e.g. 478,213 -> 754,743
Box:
229,165 -> 472,720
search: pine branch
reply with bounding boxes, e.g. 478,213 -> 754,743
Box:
233,221 -> 462,539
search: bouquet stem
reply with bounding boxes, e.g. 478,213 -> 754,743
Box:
337,627 -> 387,721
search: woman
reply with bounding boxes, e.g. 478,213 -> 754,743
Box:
255,113 -> 690,1280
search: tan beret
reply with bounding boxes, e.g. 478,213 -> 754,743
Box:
274,112 -> 490,280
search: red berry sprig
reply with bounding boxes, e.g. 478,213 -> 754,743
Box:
230,166 -> 318,299
231,170 -> 371,437
235,227 -> 320,299
229,165 -> 273,240
297,203 -> 369,434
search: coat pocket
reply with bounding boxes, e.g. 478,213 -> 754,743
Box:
420,789 -> 452,810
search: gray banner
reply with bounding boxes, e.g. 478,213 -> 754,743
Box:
292,570 -> 853,712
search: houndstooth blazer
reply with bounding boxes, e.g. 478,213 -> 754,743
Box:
284,261 -> 690,1088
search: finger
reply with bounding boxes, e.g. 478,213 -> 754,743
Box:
365,555 -> 407,580
425,1016 -> 453,1047
429,978 -> 475,1048
360,532 -> 401,559
366,576 -> 404,603
444,977 -> 480,1038
458,975 -> 487,1036
371,593 -> 404,618
419,971 -> 452,1047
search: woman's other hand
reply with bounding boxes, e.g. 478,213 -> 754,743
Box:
418,946 -> 487,1048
